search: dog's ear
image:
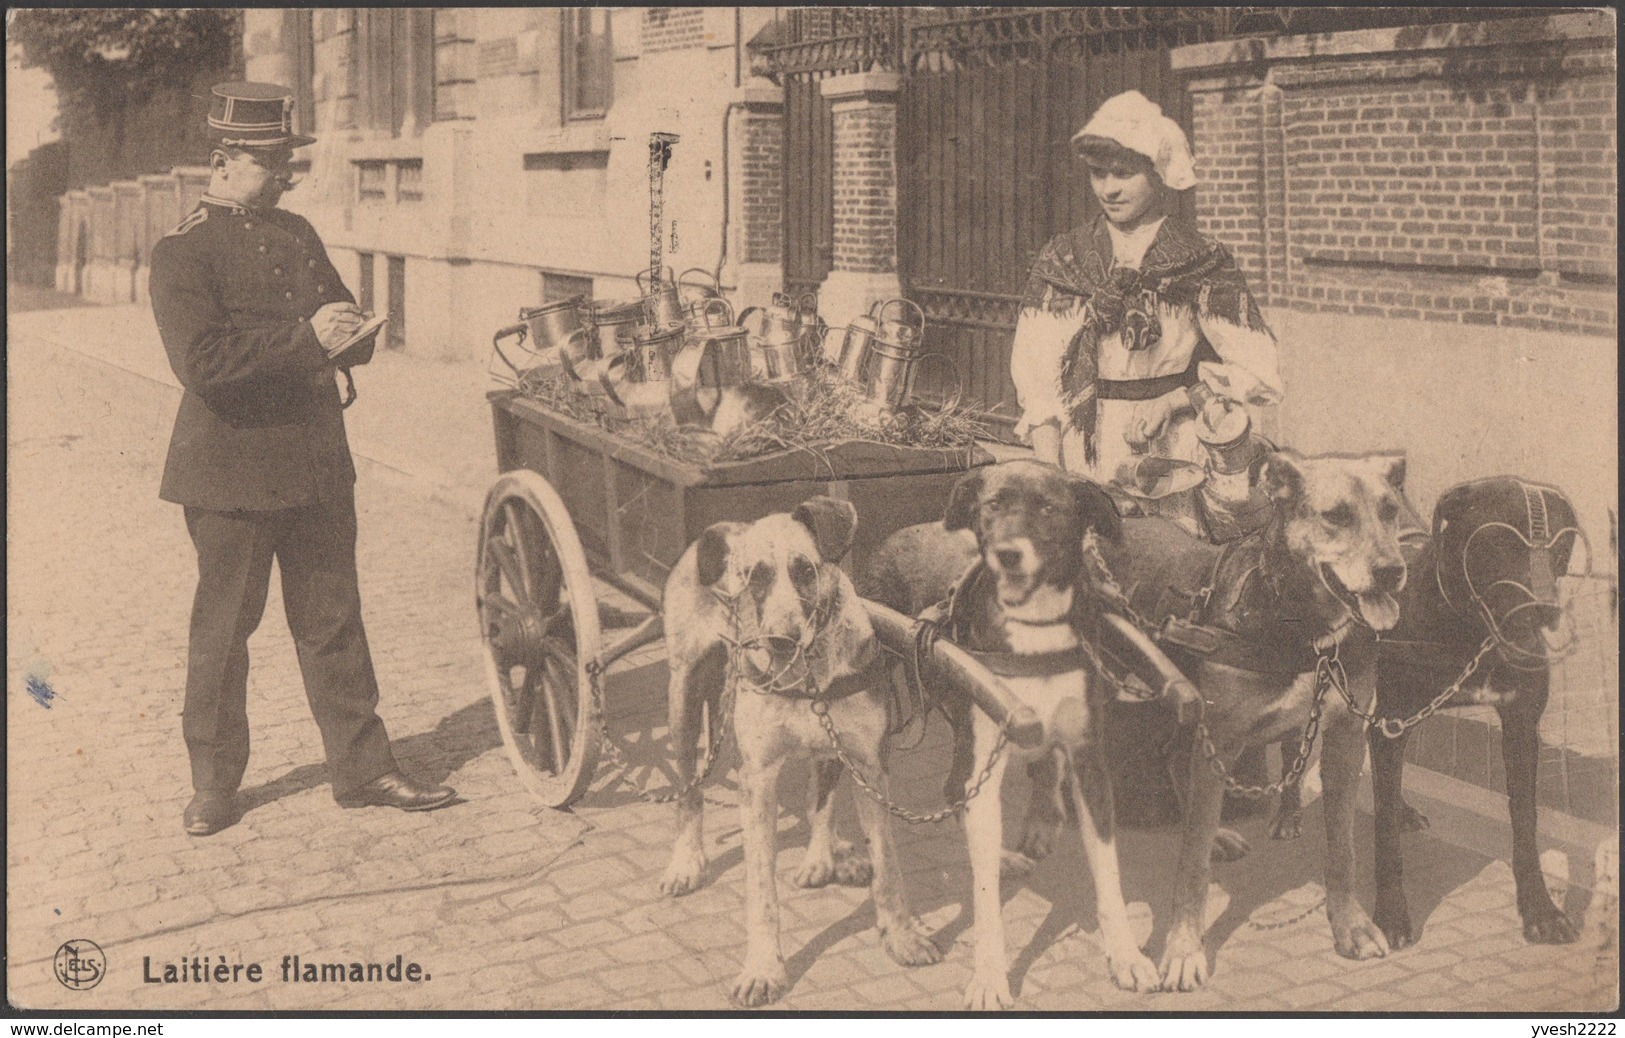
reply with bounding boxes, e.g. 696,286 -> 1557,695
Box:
1260,450 -> 1305,503
943,469 -> 986,532
695,523 -> 733,586
1065,472 -> 1122,544
1371,452 -> 1406,491
1431,482 -> 1475,541
792,496 -> 859,564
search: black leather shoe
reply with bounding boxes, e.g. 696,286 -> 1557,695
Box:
336,772 -> 455,812
183,792 -> 239,836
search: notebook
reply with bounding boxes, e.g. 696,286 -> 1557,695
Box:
328,314 -> 389,359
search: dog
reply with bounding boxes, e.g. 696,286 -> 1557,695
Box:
1361,477 -> 1587,948
658,495 -> 940,1006
864,459 -> 1162,1009
1084,450 -> 1413,990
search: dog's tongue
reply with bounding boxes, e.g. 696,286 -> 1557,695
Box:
1356,591 -> 1400,631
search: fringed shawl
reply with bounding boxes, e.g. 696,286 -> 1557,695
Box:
1018,217 -> 1269,459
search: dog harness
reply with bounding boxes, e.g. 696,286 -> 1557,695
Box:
935,562 -> 1098,681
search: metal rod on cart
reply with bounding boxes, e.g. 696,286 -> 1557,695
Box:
648,132 -> 680,279
861,600 -> 1045,749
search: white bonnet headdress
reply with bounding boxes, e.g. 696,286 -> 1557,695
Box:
1071,90 -> 1197,191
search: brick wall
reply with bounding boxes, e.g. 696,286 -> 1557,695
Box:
642,8 -> 708,54
740,110 -> 784,265
830,102 -> 898,275
1179,13 -> 1615,336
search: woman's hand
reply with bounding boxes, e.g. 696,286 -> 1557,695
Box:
1126,387 -> 1191,448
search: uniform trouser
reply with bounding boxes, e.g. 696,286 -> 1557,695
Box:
181,491 -> 397,798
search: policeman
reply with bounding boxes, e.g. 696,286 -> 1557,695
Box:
150,82 -> 454,835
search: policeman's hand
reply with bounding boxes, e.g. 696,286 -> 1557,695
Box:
311,303 -> 367,354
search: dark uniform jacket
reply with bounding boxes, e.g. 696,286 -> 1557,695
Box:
150,198 -> 373,512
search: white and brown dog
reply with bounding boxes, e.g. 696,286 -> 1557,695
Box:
866,460 -> 1161,1009
659,495 -> 941,1006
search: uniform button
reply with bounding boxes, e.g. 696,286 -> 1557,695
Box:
243,221 -> 254,230
258,244 -> 268,254
273,267 -> 283,276
284,291 -> 295,301
317,284 -> 327,294
308,259 -> 318,269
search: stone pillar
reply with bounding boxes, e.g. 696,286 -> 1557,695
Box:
816,71 -> 902,331
722,85 -> 786,307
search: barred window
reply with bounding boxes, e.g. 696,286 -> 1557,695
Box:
357,9 -> 435,136
396,160 -> 424,202
562,9 -> 613,120
357,161 -> 387,202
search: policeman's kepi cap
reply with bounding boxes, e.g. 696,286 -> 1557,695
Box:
207,81 -> 316,150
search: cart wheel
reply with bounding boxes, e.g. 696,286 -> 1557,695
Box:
477,469 -> 604,808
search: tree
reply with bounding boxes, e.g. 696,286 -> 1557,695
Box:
10,9 -> 239,125
10,10 -> 242,187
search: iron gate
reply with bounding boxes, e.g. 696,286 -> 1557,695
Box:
898,8 -> 1220,429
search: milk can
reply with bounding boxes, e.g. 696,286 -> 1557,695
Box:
676,268 -> 724,322
490,297 -> 591,381
739,292 -> 821,385
1190,383 -> 1261,475
628,322 -> 687,384
583,299 -> 643,360
856,299 -> 927,411
683,300 -> 752,388
636,266 -> 686,330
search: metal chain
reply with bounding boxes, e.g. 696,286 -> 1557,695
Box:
812,699 -> 1009,825
1072,624 -> 1164,703
1321,635 -> 1498,740
1196,665 -> 1328,799
587,658 -> 737,807
1247,896 -> 1328,932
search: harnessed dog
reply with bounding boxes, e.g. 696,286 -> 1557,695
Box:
659,496 -> 940,1006
1095,450 -> 1414,990
1359,477 -> 1591,949
864,460 -> 1179,1008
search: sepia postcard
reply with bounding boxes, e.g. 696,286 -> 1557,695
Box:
6,6 -> 1618,1016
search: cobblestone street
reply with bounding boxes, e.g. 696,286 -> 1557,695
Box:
7,302 -> 1618,1013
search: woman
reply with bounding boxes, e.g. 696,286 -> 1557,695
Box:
1011,91 -> 1282,537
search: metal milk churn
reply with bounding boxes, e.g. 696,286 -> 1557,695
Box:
855,299 -> 928,412
583,299 -> 643,360
636,266 -> 686,330
670,300 -> 752,426
739,291 -> 820,385
628,321 -> 687,385
676,268 -> 724,323
490,296 -> 590,381
1190,382 -> 1260,475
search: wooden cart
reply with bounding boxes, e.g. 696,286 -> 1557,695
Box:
477,388 -> 1045,808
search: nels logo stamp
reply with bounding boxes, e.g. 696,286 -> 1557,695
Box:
54,939 -> 106,991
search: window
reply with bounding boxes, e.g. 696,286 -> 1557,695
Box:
396,160 -> 423,203
386,255 -> 406,350
358,252 -> 375,313
357,9 -> 435,136
286,9 -> 315,136
562,9 -> 613,120
357,161 -> 387,202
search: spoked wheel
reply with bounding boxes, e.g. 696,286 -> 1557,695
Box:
476,470 -> 603,808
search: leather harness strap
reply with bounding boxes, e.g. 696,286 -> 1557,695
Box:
963,645 -> 1092,679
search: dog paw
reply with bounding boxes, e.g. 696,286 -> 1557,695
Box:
1521,902 -> 1579,945
1373,898 -> 1416,951
659,853 -> 707,898
833,846 -> 874,887
999,849 -> 1037,879
962,972 -> 1014,1011
880,917 -> 941,967
791,854 -> 838,889
1106,947 -> 1161,993
1016,817 -> 1060,863
730,959 -> 788,1007
1158,932 -> 1209,992
1210,828 -> 1252,863
1330,907 -> 1390,960
1398,801 -> 1430,832
1269,806 -> 1302,841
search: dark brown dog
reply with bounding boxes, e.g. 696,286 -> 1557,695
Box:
1363,477 -> 1587,948
660,495 -> 940,1006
